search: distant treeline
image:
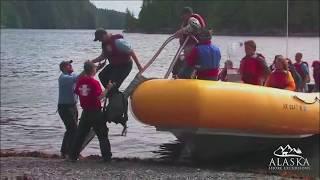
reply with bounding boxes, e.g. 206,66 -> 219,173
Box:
0,0 -> 125,29
127,0 -> 319,36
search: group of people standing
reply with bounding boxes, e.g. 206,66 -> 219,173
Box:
57,6 -> 319,162
170,6 -> 320,93
58,28 -> 143,162
238,40 -> 319,92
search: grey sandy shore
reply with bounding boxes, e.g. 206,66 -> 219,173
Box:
0,156 -> 313,180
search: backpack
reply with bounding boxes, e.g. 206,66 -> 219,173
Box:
102,90 -> 128,136
294,62 -> 310,83
302,62 -> 310,83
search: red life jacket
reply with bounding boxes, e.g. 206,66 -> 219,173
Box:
102,34 -> 131,65
293,62 -> 309,79
240,54 -> 266,85
268,70 -> 289,89
314,70 -> 320,86
313,61 -> 320,86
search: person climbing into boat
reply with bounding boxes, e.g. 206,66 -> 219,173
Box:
293,52 -> 310,92
172,6 -> 207,77
177,28 -> 221,80
311,60 -> 320,92
286,58 -> 303,91
69,61 -> 112,162
58,60 -> 81,158
265,55 -> 296,91
91,28 -> 143,94
239,40 -> 270,85
218,60 -> 234,81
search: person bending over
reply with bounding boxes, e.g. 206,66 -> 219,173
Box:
69,61 -> 112,162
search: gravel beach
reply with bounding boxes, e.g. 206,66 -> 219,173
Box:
1,151 -> 318,180
0,157 -> 283,180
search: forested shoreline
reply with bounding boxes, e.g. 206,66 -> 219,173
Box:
0,0 -> 125,29
126,0 -> 319,36
1,0 -> 319,36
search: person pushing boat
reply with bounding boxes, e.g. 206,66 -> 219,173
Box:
69,61 -> 112,162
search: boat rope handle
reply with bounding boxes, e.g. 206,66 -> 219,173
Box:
139,34 -> 197,77
164,36 -> 190,78
293,95 -> 320,104
138,35 -> 176,75
123,35 -> 197,97
164,35 -> 198,78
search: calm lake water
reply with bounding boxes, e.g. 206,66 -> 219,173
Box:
0,29 -> 319,158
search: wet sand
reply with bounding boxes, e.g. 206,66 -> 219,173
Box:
1,151 -> 318,180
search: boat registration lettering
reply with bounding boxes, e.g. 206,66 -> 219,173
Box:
283,104 -> 307,111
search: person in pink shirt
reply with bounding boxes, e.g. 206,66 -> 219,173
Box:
69,61 -> 112,162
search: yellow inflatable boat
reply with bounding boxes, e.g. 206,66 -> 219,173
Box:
131,79 -> 320,138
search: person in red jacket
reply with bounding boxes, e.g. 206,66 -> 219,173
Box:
69,61 -> 112,162
172,7 -> 207,77
265,56 -> 296,91
239,40 -> 270,85
178,29 -> 221,80
312,60 -> 320,92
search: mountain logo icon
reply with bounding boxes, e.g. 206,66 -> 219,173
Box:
273,144 -> 303,158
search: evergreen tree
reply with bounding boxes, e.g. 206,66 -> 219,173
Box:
135,0 -> 319,35
0,0 -> 126,29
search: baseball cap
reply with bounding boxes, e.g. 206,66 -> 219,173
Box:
59,60 -> 73,71
94,28 -> 107,41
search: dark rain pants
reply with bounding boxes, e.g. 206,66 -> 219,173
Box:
69,110 -> 112,161
58,104 -> 78,156
98,61 -> 132,92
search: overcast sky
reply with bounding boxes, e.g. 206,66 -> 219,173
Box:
91,0 -> 143,17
